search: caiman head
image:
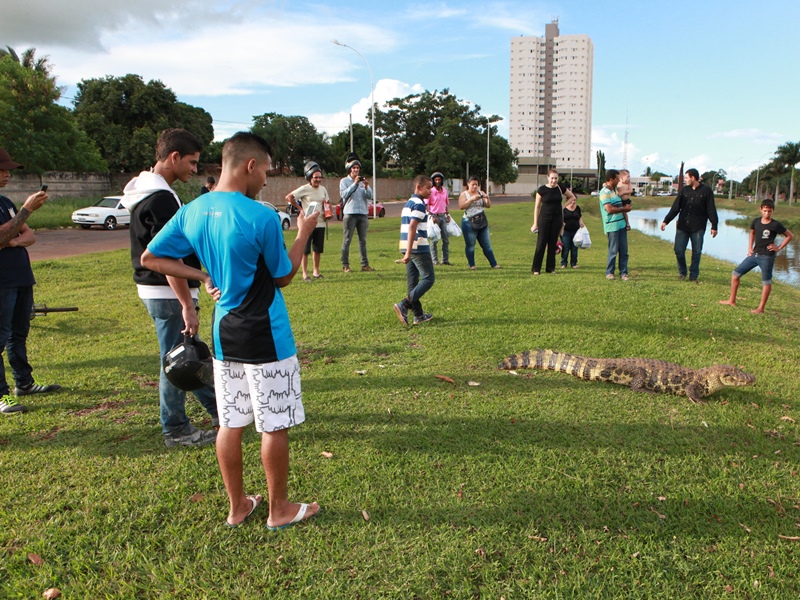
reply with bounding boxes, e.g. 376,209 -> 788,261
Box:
701,365 -> 756,393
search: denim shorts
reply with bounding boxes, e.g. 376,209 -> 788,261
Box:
733,254 -> 775,285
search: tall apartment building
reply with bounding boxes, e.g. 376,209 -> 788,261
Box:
509,20 -> 594,169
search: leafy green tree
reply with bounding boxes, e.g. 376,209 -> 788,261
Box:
374,89 -> 516,183
73,74 -> 213,172
329,123 -> 384,176
775,141 -> 800,205
251,113 -> 333,176
0,49 -> 106,172
202,140 -> 225,169
595,150 -> 606,186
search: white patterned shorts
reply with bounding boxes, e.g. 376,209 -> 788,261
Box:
212,355 -> 305,432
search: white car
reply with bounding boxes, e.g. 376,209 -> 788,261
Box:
72,196 -> 130,230
257,201 -> 292,230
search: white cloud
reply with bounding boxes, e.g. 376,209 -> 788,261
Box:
308,79 -> 425,136
404,2 -> 468,19
7,2 -> 398,98
479,3 -> 551,35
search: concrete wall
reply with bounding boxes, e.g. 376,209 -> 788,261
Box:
256,176 -> 415,206
2,171 -> 416,205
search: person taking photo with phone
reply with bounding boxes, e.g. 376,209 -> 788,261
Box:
286,161 -> 330,281
0,147 -> 61,415
339,152 -> 375,272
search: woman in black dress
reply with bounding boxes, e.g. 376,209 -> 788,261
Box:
530,169 -> 577,274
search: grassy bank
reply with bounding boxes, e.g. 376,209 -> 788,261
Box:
1,202 -> 798,598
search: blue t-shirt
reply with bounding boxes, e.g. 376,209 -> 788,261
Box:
148,191 -> 295,364
0,195 -> 35,289
399,194 -> 430,254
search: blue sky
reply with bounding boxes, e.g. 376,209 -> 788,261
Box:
3,0 -> 798,180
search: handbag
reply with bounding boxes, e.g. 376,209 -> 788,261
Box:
322,199 -> 333,220
469,211 -> 488,231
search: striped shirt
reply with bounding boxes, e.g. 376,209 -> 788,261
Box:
399,194 -> 430,254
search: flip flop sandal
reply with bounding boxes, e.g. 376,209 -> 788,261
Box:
225,495 -> 262,528
266,503 -> 318,531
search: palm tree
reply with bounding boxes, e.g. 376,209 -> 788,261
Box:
1,46 -> 54,76
775,141 -> 800,205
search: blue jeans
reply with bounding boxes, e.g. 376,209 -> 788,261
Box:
733,254 -> 775,285
341,213 -> 369,268
461,218 -> 497,268
430,214 -> 450,263
606,228 -> 628,276
0,286 -> 34,396
401,251 -> 435,317
141,298 -> 218,436
674,228 -> 705,280
560,231 -> 579,268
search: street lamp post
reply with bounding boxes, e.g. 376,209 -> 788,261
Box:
728,157 -> 743,200
332,40 -> 377,217
486,120 -> 490,195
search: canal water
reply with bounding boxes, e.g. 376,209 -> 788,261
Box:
628,208 -> 800,287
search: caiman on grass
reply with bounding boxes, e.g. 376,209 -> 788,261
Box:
499,349 -> 755,403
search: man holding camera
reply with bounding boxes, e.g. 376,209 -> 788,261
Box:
339,153 -> 375,272
0,148 -> 60,414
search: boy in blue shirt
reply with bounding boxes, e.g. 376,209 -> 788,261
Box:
720,199 -> 793,314
394,175 -> 435,325
142,132 -> 321,530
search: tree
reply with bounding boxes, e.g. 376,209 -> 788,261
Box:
374,89 -> 516,184
595,150 -> 606,187
775,141 -> 800,205
329,123 -> 384,176
251,113 -> 333,176
73,74 -> 214,172
0,49 -> 106,172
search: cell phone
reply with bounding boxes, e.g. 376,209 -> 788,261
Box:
305,202 -> 318,217
40,184 -> 48,192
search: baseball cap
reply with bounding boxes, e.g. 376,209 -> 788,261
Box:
0,148 -> 23,170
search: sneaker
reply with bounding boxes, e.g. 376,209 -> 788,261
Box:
413,313 -> 433,325
361,265 -> 375,272
621,274 -> 630,281
15,383 -> 61,396
441,261 -> 452,266
678,274 -> 687,281
164,427 -> 217,448
1,395 -> 28,414
393,303 -> 409,325
606,274 -> 615,280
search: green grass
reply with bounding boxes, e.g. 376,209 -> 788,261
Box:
1,202 -> 799,598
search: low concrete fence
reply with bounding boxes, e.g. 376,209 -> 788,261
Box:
2,172 -> 416,205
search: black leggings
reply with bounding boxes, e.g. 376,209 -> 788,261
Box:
532,211 -> 563,273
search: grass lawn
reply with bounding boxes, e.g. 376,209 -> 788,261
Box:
1,200 -> 798,598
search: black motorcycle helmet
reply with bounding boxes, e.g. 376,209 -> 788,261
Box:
163,335 -> 214,391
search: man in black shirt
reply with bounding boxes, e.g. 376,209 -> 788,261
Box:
660,168 -> 718,282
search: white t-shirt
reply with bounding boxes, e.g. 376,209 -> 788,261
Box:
290,183 -> 330,228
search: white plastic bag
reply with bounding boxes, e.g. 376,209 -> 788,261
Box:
445,218 -> 462,238
428,219 -> 442,243
573,228 -> 584,248
580,226 -> 592,249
